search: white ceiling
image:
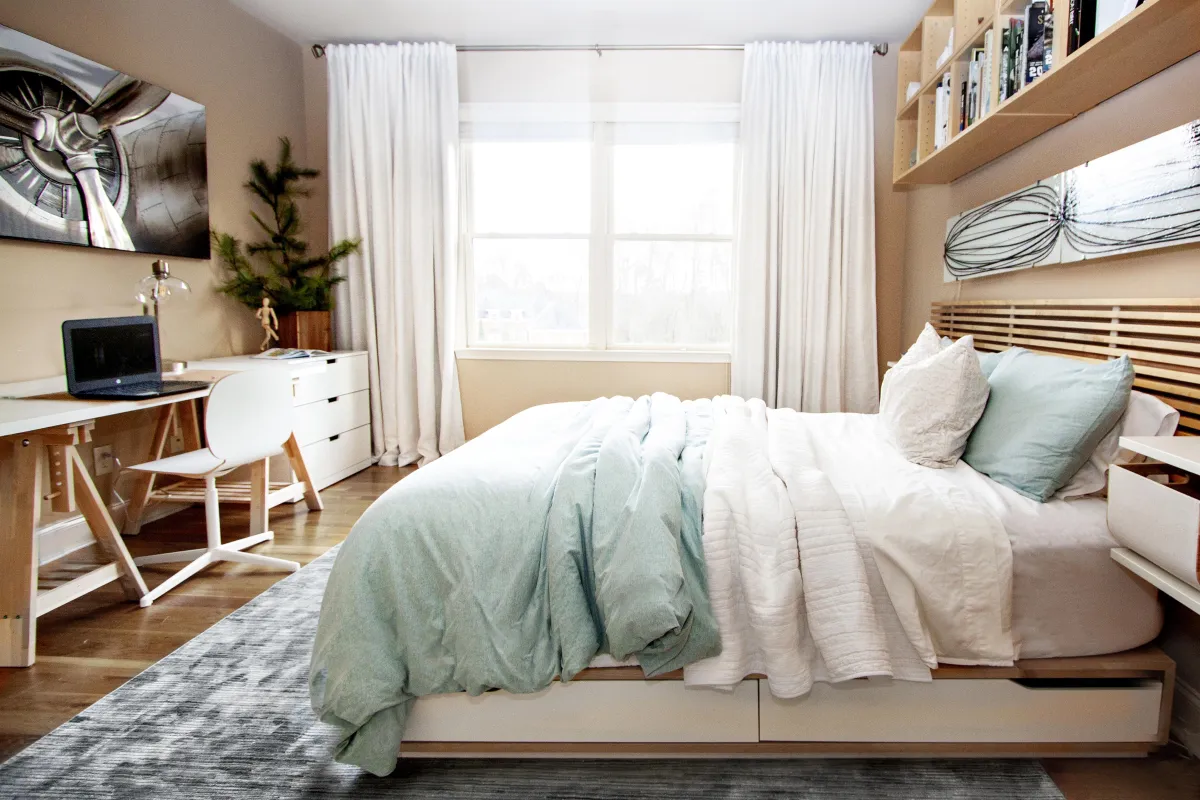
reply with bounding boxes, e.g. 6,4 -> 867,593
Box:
227,0 -> 929,47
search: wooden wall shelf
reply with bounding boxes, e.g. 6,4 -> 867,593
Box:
893,0 -> 1200,187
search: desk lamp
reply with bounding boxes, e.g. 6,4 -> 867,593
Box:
135,259 -> 191,371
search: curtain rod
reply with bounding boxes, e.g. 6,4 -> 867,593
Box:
310,42 -> 889,58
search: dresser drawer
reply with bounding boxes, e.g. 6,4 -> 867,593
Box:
300,423 -> 372,487
294,390 -> 370,446
292,355 -> 369,405
1109,463 -> 1200,590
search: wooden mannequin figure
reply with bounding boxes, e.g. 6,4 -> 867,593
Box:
256,296 -> 279,350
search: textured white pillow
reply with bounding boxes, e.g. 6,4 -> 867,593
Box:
1056,390 -> 1181,499
881,324 -> 991,468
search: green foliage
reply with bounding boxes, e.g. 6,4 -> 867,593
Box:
213,137 -> 359,313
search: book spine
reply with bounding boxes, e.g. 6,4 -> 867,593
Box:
1045,0 -> 1055,73
1025,2 -> 1048,85
999,27 -> 1010,103
943,71 -> 952,142
1079,0 -> 1096,48
983,29 -> 994,116
959,79 -> 968,132
1068,0 -> 1080,55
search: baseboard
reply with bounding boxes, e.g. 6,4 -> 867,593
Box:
1173,678 -> 1200,757
37,499 -> 186,565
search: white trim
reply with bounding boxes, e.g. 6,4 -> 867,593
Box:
455,348 -> 729,363
1174,677 -> 1200,757
460,102 -> 740,124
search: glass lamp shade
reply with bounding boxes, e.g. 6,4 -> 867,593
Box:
135,259 -> 191,317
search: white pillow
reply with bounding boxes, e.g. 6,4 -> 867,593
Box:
881,324 -> 991,468
1055,390 -> 1181,499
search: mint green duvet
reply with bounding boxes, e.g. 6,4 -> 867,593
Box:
309,394 -> 721,775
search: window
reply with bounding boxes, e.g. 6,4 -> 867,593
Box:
463,121 -> 736,351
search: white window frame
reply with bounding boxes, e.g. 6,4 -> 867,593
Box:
459,105 -> 738,359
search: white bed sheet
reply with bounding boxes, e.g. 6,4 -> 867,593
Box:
589,414 -> 1161,670
938,462 -> 1162,659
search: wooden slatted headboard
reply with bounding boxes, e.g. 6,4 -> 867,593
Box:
932,299 -> 1200,435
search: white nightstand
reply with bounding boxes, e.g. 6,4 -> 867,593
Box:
1108,436 -> 1200,615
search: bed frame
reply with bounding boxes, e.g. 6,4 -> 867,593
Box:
400,298 -> 1197,759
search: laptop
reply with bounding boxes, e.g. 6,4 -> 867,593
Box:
63,316 -> 212,400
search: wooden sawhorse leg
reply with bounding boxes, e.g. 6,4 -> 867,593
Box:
0,425 -> 149,667
283,433 -> 323,512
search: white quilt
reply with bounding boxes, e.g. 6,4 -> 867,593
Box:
684,398 -> 1014,697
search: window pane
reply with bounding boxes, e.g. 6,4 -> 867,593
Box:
611,241 -> 732,346
473,239 -> 588,345
470,142 -> 590,234
613,144 -> 735,235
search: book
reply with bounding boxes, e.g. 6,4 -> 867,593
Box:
1017,16 -> 1027,94
999,29 -> 1011,103
1067,0 -> 1098,54
1024,2 -> 1049,86
981,30 -> 995,117
251,348 -> 329,360
959,79 -> 968,132
967,54 -> 980,127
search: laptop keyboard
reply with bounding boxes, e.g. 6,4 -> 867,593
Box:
81,380 -> 210,398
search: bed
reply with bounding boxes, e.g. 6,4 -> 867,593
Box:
310,299 -> 1199,775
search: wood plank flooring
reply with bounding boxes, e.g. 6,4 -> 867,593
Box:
0,465 -> 1196,799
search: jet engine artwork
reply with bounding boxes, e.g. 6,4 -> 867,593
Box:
0,25 -> 208,258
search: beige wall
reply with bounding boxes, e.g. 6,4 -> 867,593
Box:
0,0 -> 311,383
458,360 -> 730,439
303,47 -> 907,436
900,51 -> 1200,346
897,50 -> 1200,717
0,0 -> 311,530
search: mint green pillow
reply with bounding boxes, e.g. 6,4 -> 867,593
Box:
963,350 -> 1134,502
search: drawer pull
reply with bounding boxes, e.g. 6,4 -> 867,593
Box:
327,358 -> 338,365
329,434 -> 341,442
328,396 -> 340,403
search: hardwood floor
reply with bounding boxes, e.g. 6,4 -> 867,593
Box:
0,465 -> 411,762
1,464 -> 1196,799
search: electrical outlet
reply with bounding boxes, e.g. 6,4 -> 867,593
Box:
168,426 -> 185,454
93,445 -> 115,477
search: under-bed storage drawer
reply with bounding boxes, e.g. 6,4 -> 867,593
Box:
759,678 -> 1162,743
1109,463 -> 1200,590
406,681 -> 759,743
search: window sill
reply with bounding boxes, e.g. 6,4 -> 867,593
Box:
455,348 -> 730,364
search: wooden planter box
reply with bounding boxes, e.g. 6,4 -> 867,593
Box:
278,310 -> 331,351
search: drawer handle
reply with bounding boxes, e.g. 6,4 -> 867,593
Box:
328,396 -> 340,403
327,358 -> 338,365
328,434 -> 341,442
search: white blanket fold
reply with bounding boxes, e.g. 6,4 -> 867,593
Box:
684,399 -> 1014,696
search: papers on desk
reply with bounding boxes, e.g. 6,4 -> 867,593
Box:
252,348 -> 329,360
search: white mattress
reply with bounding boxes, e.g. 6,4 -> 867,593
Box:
588,452 -> 1162,670
939,464 -> 1162,659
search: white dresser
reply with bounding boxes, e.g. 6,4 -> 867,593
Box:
189,351 -> 374,491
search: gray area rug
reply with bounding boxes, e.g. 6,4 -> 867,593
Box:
0,546 -> 1065,799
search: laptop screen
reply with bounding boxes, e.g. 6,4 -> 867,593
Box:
65,319 -> 159,387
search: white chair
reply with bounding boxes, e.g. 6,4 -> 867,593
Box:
129,369 -> 300,607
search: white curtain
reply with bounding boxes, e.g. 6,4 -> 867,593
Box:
327,42 -> 464,466
732,41 -> 879,413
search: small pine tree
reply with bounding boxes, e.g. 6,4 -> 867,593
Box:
214,137 -> 359,313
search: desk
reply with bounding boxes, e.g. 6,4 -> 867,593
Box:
0,371 -> 322,668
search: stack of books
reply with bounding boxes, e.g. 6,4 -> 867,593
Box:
997,1 -> 1055,105
959,29 -> 995,133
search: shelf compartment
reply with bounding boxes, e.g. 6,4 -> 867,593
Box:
893,0 -> 1200,187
